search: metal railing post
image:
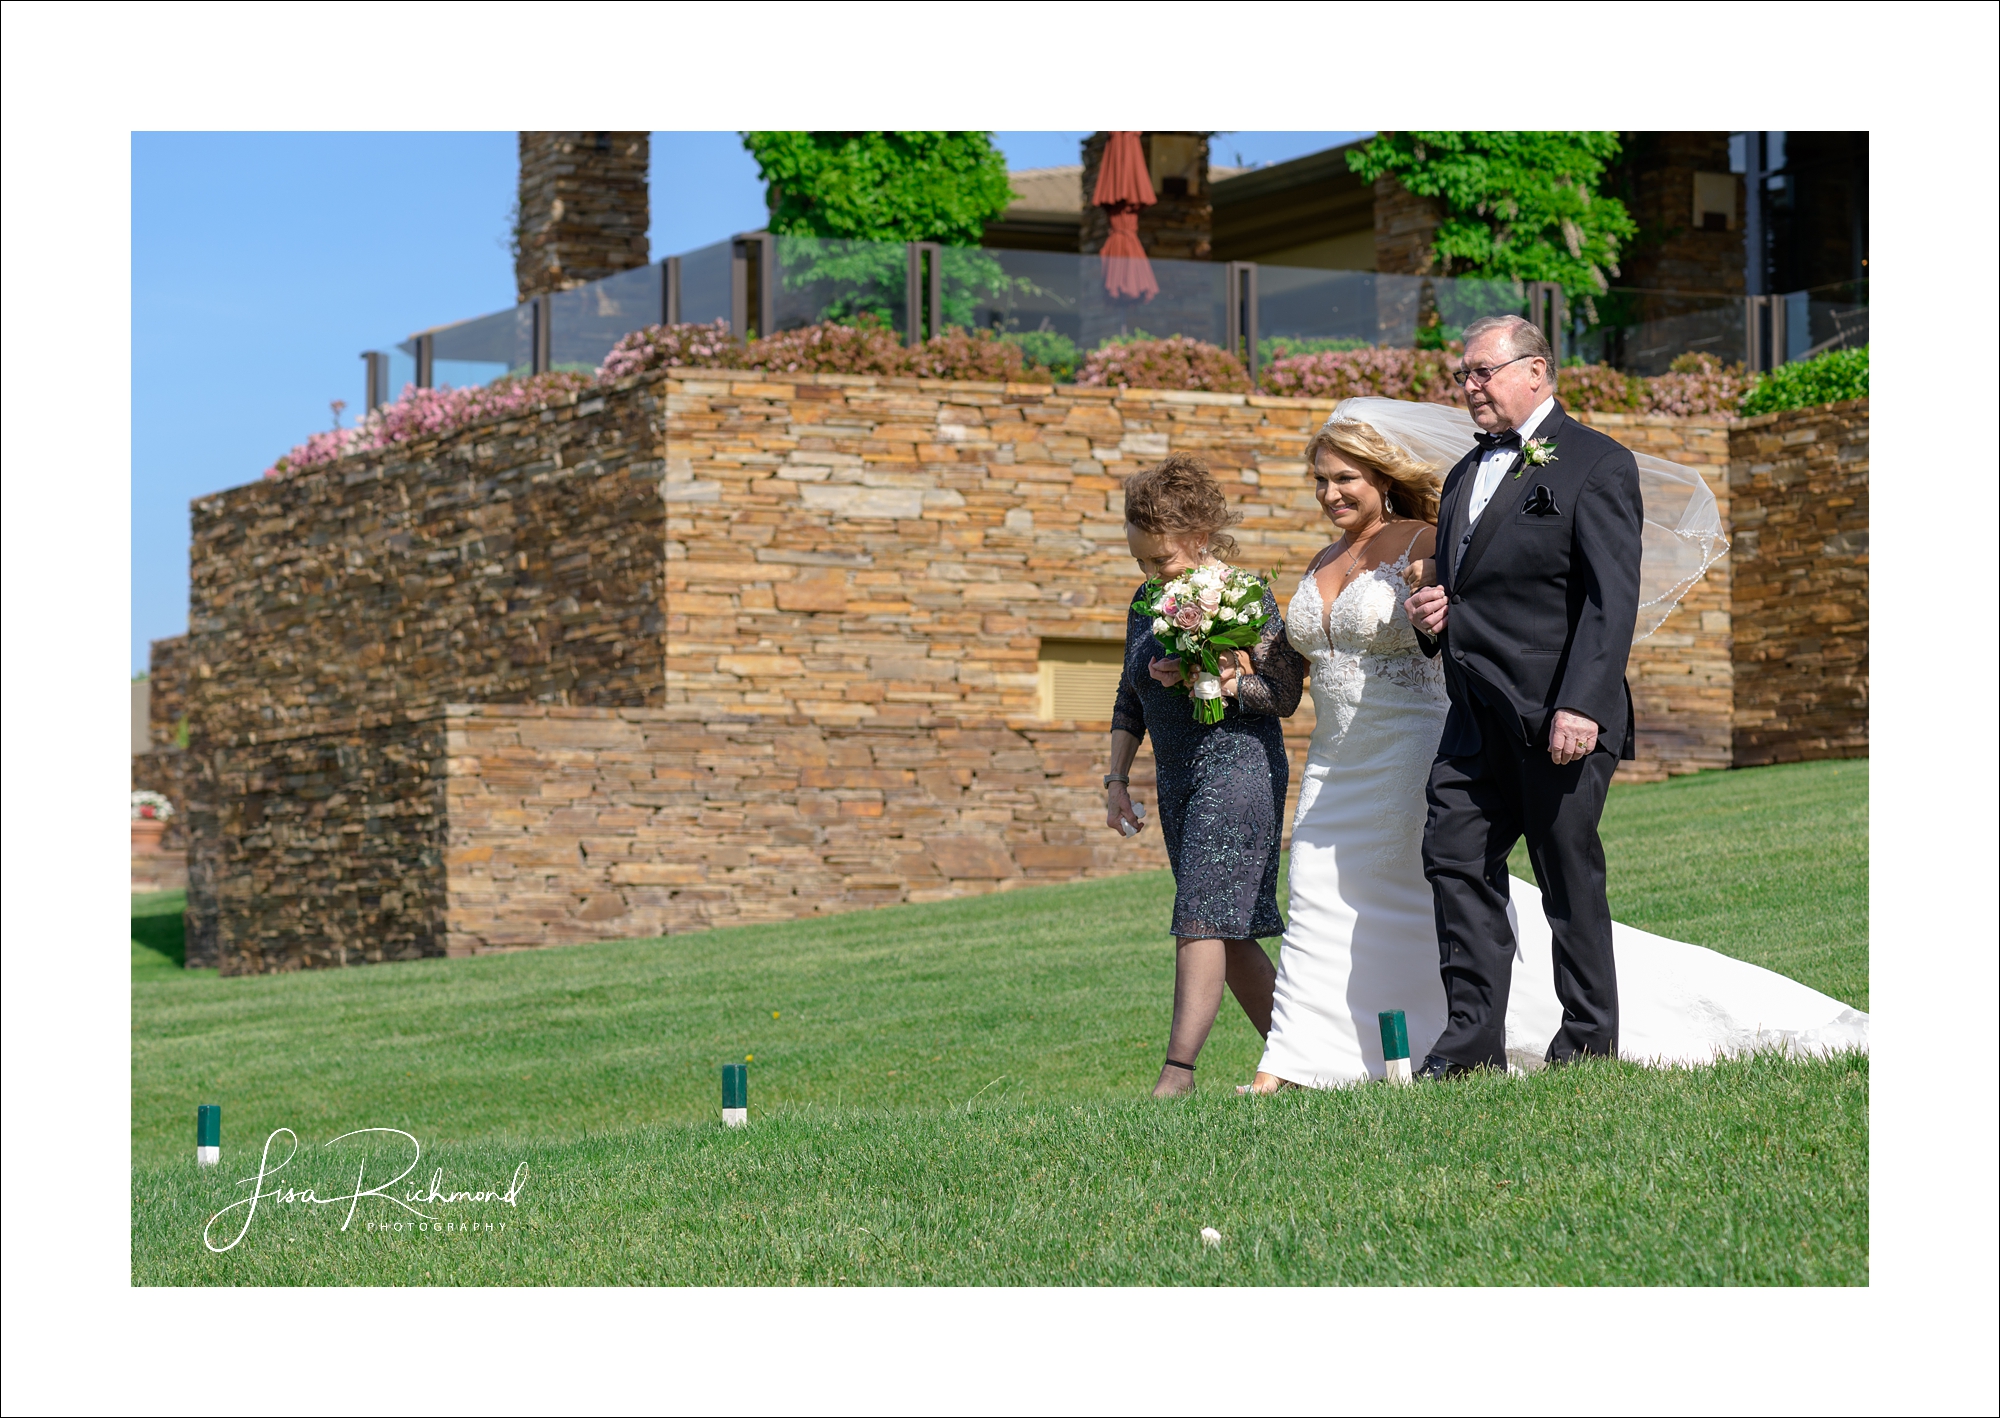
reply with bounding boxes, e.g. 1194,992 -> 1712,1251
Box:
1224,262 -> 1260,380
730,242 -> 749,337
663,256 -> 681,326
361,351 -> 388,412
532,293 -> 552,375
1744,294 -> 1788,371
906,242 -> 941,345
1771,292 -> 1788,368
415,332 -> 434,389
1525,282 -> 1564,364
730,233 -> 774,339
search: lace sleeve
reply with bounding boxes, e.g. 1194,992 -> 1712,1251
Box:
1112,617 -> 1147,739
1234,589 -> 1306,718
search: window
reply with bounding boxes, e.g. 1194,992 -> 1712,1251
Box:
1693,172 -> 1737,232
1038,639 -> 1126,722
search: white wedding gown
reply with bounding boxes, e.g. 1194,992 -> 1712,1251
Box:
1256,550 -> 1869,1086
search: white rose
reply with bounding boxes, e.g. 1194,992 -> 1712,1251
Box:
1152,617 -> 1171,637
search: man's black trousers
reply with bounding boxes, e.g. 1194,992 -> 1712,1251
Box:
1421,696 -> 1620,1068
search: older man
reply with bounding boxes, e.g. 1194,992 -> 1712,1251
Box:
1406,314 -> 1643,1075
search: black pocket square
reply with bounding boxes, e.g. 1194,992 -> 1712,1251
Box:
1521,484 -> 1562,517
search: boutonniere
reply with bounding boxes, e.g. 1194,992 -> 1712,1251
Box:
1515,438 -> 1558,477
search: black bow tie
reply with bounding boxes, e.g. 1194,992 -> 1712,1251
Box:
1473,429 -> 1523,452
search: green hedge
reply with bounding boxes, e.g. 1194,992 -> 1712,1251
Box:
1739,346 -> 1868,418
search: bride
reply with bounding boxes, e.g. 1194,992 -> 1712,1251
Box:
1249,398 -> 1867,1089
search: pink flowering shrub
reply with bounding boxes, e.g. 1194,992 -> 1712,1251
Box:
1076,335 -> 1252,394
1259,344 -> 1468,407
597,319 -> 742,379
744,316 -> 909,377
903,326 -> 1045,383
263,371 -> 592,478
1555,362 -> 1643,414
1638,352 -> 1746,418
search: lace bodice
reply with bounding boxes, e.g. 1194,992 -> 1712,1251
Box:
1287,547 -> 1447,765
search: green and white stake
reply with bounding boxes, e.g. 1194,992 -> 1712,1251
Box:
721,1063 -> 748,1127
196,1104 -> 221,1165
1378,1011 -> 1412,1084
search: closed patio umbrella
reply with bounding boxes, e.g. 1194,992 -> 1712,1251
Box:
1093,131 -> 1158,302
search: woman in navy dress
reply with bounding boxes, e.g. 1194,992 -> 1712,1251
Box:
1104,456 -> 1306,1096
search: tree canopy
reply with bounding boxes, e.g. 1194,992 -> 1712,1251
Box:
742,132 -> 1016,246
1348,132 -> 1637,301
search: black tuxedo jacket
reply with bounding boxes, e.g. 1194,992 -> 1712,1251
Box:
1416,401 -> 1643,759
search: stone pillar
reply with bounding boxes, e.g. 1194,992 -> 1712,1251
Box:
1078,131 -> 1213,260
515,132 -> 651,301
1372,174 -> 1441,275
1371,175 -> 1444,343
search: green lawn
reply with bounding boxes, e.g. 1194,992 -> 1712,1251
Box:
132,760 -> 1867,1286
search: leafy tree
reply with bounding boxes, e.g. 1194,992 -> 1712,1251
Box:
741,132 -> 1021,333
743,132 -> 1015,244
1348,132 -> 1637,304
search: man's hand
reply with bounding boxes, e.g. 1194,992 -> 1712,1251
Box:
1147,656 -> 1184,687
1548,708 -> 1600,765
1407,584 -> 1449,637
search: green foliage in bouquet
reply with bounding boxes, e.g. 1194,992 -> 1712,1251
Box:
1131,565 -> 1271,725
1738,345 -> 1869,417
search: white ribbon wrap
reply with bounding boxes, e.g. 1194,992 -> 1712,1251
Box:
1189,671 -> 1224,701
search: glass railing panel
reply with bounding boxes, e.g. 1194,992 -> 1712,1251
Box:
1108,253 -> 1227,351
1798,278 -> 1868,358
966,248 -> 1084,373
1571,290 -> 1744,376
409,304 -> 533,387
381,345 -> 418,404
678,238 -> 733,328
550,263 -> 662,372
772,236 -> 908,337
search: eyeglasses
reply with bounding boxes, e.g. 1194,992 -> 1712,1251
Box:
1451,354 -> 1537,388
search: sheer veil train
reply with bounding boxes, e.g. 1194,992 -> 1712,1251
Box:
1253,398 -> 1866,1088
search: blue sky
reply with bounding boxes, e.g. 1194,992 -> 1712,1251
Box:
130,131 -> 1366,671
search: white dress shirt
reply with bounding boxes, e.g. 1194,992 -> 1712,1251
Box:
1464,395 -> 1556,527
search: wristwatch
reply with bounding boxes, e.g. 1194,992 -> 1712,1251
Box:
1103,774 -> 1130,790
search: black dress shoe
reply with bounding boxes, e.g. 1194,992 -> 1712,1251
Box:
1414,1053 -> 1474,1080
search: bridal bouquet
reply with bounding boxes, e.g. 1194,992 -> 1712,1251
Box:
1132,564 -> 1272,725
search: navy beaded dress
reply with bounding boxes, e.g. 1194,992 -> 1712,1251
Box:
1112,583 -> 1306,940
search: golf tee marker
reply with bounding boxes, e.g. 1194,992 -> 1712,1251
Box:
196,1104 -> 221,1165
721,1063 -> 748,1127
1378,1011 -> 1412,1084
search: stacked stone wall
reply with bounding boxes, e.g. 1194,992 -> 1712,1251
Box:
184,378 -> 668,968
442,706 -> 1170,951
1727,399 -> 1868,764
186,370 -> 1858,968
205,711 -> 451,973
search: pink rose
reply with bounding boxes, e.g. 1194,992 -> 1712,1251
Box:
1173,604 -> 1204,630
1199,586 -> 1221,614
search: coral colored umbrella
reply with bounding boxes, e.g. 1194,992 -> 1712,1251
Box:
1093,131 -> 1158,302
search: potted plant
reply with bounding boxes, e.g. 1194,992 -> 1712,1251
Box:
131,791 -> 174,854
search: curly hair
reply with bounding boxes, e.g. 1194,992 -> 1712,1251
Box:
1303,420 -> 1444,525
1122,454 -> 1241,560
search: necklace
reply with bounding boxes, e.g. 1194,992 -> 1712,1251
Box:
1336,514 -> 1400,574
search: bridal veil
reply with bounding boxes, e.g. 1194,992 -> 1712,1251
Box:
1323,396 -> 1727,639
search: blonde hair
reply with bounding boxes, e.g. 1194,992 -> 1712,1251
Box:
1124,454 -> 1242,560
1303,419 -> 1444,524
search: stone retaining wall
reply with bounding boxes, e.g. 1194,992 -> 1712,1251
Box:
1728,399 -> 1869,764
183,369 -> 1861,970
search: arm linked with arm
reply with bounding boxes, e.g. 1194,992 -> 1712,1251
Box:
1234,595 -> 1305,717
